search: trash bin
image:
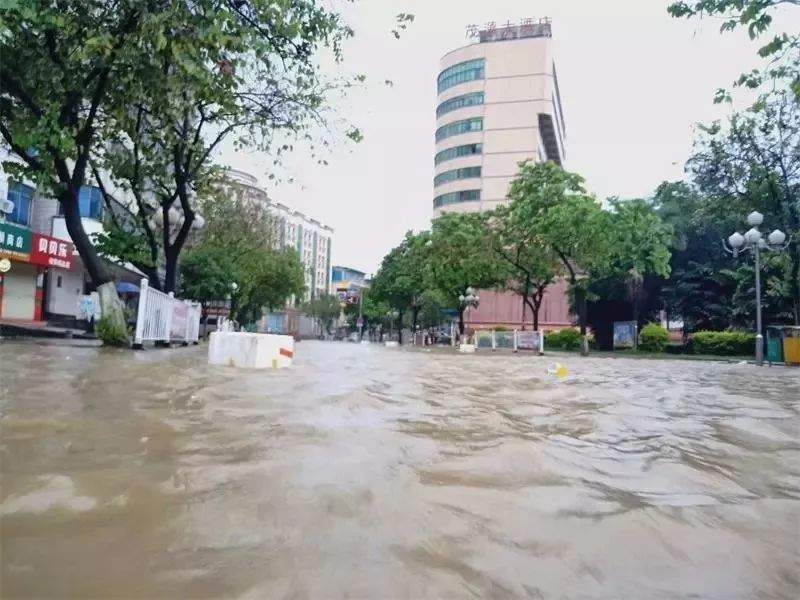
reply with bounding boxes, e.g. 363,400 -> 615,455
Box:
783,326 -> 800,366
766,326 -> 785,364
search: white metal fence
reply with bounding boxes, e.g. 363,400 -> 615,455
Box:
133,278 -> 202,347
474,329 -> 545,353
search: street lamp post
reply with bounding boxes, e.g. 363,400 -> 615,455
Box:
458,286 -> 480,343
723,211 -> 790,366
387,309 -> 400,340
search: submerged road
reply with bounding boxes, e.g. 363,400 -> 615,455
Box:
1,340 -> 799,599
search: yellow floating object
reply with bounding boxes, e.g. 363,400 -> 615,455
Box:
548,362 -> 569,379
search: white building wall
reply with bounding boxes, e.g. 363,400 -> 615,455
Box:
433,23 -> 566,217
227,171 -> 333,302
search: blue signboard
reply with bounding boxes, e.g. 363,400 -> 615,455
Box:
613,321 -> 637,349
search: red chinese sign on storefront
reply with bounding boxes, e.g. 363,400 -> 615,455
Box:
30,233 -> 74,269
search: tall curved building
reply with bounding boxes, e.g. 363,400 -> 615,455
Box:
433,19 -> 566,217
433,20 -> 572,331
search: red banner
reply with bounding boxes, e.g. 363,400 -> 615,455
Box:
30,233 -> 74,269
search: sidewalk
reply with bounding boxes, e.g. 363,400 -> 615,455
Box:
0,319 -> 97,340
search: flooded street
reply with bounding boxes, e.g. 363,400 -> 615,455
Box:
1,340 -> 799,599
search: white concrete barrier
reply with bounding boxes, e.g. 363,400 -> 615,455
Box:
208,332 -> 294,369
384,341 -> 399,348
459,343 -> 476,353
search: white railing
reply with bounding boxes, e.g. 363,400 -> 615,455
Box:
133,278 -> 202,347
474,329 -> 545,354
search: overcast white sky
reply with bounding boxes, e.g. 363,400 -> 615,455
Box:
221,0 -> 797,274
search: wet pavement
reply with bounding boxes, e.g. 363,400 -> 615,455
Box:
1,340 -> 799,599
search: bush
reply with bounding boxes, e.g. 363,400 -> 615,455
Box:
639,323 -> 669,352
545,328 -> 583,351
96,317 -> 129,347
691,330 -> 755,356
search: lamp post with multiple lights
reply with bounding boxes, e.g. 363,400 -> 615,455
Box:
723,211 -> 789,366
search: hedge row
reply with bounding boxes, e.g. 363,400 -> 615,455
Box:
691,330 -> 755,356
545,328 -> 583,350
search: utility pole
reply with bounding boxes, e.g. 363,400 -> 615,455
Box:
357,288 -> 364,342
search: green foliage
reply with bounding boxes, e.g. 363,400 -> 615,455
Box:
607,199 -> 672,280
344,289 -> 390,331
425,212 -> 504,326
506,162 -> 612,335
371,230 -> 431,325
489,171 -> 560,329
687,90 -> 799,323
180,193 -> 305,322
639,323 -> 669,352
668,0 -> 799,98
303,294 -> 341,334
0,0 -> 357,291
692,331 -> 756,356
96,317 -> 129,347
545,328 -> 583,351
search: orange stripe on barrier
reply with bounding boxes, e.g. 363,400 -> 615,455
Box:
279,348 -> 293,358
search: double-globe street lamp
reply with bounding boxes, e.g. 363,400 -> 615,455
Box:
723,210 -> 790,366
458,287 -> 480,342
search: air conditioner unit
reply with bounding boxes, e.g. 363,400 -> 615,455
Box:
0,199 -> 14,215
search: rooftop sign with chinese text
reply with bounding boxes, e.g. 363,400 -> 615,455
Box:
466,18 -> 552,43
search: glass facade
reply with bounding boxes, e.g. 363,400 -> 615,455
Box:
434,166 -> 482,187
435,118 -> 483,142
436,92 -> 484,118
433,189 -> 481,209
434,143 -> 482,166
437,59 -> 485,93
6,182 -> 33,226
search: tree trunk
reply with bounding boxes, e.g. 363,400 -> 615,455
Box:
61,189 -> 128,343
60,189 -> 110,286
458,307 -> 465,336
164,249 -> 177,294
398,309 -> 404,344
791,240 -> 800,325
412,306 -> 420,334
575,284 -> 589,356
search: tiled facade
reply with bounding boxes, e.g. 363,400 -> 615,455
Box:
227,170 -> 333,301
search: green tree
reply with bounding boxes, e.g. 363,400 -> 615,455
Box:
180,192 -> 304,323
668,0 -> 800,98
606,198 -> 673,327
0,1 -> 161,334
506,162 -> 612,351
653,181 -> 740,334
489,196 -> 559,331
424,212 -> 503,335
687,90 -> 799,323
370,231 -> 432,340
88,0 -> 353,293
303,294 -> 341,335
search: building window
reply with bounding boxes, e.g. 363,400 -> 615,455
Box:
57,185 -> 103,220
435,118 -> 483,142
433,189 -> 481,209
78,186 -> 103,220
437,59 -> 485,93
434,143 -> 483,166
434,166 -> 482,187
57,275 -> 63,288
6,182 -> 33,226
436,92 -> 484,118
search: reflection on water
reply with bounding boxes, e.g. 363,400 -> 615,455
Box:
1,340 -> 799,599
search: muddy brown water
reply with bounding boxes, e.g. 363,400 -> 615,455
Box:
1,340 -> 799,599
